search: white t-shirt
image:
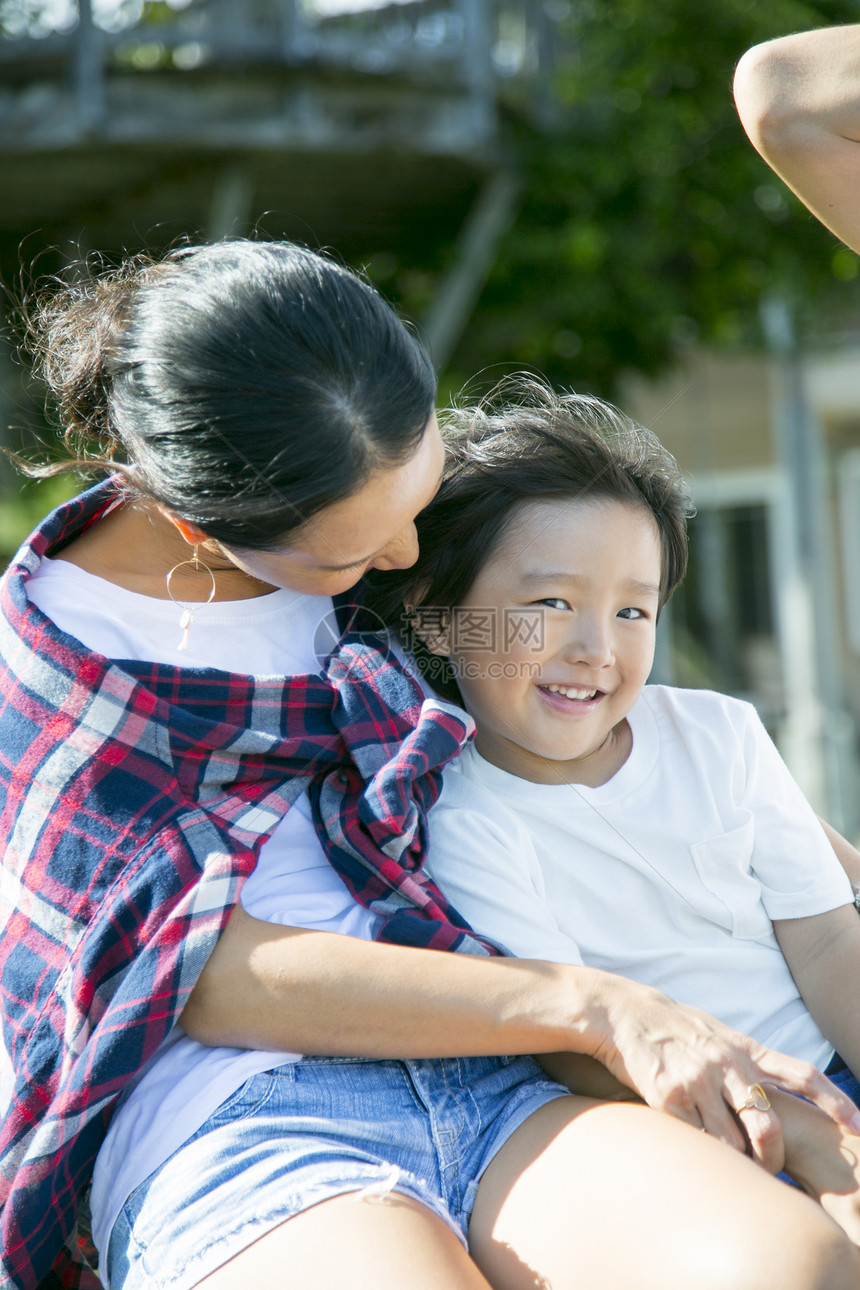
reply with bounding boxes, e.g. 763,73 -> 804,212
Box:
25,557 -> 381,1276
426,685 -> 854,1070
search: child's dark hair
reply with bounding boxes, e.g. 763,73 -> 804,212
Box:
22,240 -> 436,549
363,379 -> 693,704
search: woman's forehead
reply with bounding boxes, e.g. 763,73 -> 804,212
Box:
289,415 -> 444,566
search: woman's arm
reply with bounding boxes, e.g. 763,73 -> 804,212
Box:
734,26 -> 860,253
182,905 -> 860,1171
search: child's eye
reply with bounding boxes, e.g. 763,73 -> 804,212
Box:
536,597 -> 572,611
617,607 -> 646,620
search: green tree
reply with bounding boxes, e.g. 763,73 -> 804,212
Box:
444,0 -> 860,396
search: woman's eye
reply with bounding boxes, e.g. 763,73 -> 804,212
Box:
617,606 -> 646,620
536,597 -> 571,611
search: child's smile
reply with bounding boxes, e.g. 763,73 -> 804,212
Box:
538,684 -> 602,711
444,496 -> 663,786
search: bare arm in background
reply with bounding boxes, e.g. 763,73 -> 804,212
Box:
734,26 -> 860,254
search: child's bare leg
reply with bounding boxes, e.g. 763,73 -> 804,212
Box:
470,1096 -> 859,1290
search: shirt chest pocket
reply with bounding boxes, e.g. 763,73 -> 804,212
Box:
689,818 -> 772,941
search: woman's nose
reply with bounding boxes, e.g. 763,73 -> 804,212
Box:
370,522 -> 420,572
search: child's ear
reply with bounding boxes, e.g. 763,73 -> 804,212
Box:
407,606 -> 452,657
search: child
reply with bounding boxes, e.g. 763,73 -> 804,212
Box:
364,379 -> 860,1200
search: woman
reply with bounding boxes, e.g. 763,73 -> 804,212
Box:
1,240 -> 857,1290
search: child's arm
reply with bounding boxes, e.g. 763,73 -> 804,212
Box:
774,904 -> 860,1080
537,1050 -> 643,1103
734,26 -> 860,254
819,817 -> 860,894
770,1085 -> 860,1246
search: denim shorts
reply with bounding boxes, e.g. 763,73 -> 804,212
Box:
105,1054 -> 571,1290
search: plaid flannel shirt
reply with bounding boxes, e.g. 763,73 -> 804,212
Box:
0,480 -> 495,1290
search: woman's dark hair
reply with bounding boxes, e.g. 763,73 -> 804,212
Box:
363,378 -> 693,704
23,240 -> 436,548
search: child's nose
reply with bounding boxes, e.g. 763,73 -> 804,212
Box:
562,618 -> 614,668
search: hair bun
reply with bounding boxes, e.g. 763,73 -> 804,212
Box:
26,260 -> 146,447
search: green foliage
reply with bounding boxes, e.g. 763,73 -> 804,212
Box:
448,0 -> 860,396
0,473 -> 80,569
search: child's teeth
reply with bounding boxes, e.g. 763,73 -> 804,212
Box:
546,684 -> 597,700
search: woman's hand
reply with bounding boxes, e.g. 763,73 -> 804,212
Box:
587,975 -> 860,1174
771,1086 -> 860,1246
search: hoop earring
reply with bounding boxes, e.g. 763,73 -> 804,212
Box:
165,545 -> 217,652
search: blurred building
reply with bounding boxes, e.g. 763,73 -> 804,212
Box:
0,0 -> 560,494
0,0 -> 556,364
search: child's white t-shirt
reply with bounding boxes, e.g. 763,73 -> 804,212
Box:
426,684 -> 854,1070
25,557 -> 381,1276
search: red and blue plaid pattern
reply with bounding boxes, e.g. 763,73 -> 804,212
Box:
0,481 -> 492,1289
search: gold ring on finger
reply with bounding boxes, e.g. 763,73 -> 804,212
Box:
736,1083 -> 771,1114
